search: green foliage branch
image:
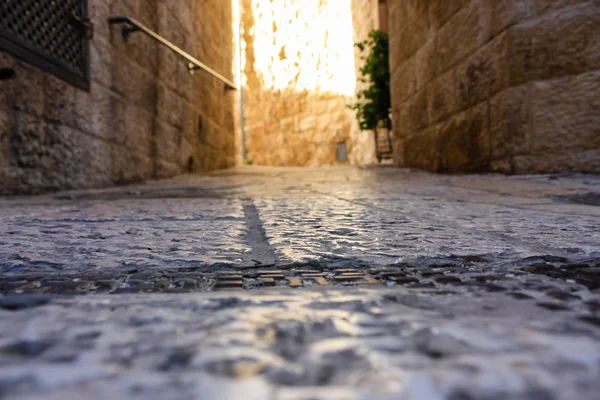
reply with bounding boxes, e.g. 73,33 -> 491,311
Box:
348,30 -> 391,131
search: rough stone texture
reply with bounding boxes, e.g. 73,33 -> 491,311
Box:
239,0 -> 379,167
0,166 -> 600,399
389,0 -> 600,174
0,0 -> 236,195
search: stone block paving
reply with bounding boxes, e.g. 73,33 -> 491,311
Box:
1,167 -> 600,399
0,197 -> 250,273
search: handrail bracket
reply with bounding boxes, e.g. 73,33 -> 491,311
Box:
121,24 -> 141,39
188,63 -> 201,75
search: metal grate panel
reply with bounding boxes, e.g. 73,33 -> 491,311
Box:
336,142 -> 348,163
0,0 -> 90,89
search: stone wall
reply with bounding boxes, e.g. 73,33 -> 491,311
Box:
240,0 -> 378,166
0,0 -> 235,195
389,0 -> 600,173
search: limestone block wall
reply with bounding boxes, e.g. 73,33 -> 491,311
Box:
389,0 -> 600,173
0,0 -> 235,195
240,0 -> 378,166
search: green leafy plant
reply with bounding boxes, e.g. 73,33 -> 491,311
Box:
348,30 -> 391,131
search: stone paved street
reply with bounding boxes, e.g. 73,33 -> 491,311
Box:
1,166 -> 600,399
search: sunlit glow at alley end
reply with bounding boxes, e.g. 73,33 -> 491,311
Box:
233,0 -> 357,96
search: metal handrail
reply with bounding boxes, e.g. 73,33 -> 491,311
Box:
108,16 -> 237,90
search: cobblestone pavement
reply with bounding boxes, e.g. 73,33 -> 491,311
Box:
1,166 -> 599,399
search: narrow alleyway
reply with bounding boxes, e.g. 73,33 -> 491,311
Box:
1,166 -> 600,399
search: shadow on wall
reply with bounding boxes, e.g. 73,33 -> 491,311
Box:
389,0 -> 600,174
239,0 -> 377,166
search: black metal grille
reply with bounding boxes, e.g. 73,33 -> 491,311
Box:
0,0 -> 90,89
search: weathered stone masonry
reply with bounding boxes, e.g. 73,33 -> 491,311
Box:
239,0 -> 380,167
0,0 -> 236,195
389,0 -> 600,173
